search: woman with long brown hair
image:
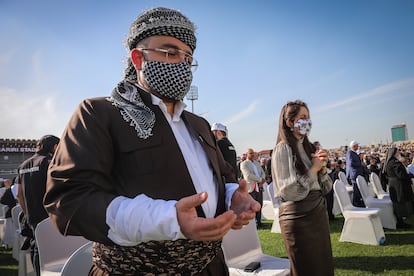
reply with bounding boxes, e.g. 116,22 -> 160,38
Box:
271,100 -> 334,275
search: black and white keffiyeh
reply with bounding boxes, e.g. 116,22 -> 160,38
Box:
124,7 -> 197,81
107,80 -> 155,139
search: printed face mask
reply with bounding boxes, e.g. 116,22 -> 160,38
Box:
142,60 -> 192,101
294,119 -> 312,136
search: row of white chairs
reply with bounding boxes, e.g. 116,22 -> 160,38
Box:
259,183 -> 281,233
334,172 -> 396,230
338,171 -> 389,201
356,175 -> 396,229
33,215 -> 290,276
0,203 -> 8,246
35,218 -> 89,276
369,172 -> 390,200
3,205 -> 88,276
333,178 -> 386,245
6,204 -> 34,276
266,175 -> 387,247
25,174 -> 397,275
29,177 -> 393,274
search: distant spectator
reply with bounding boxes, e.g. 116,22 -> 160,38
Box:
408,161 -> 414,175
368,158 -> 381,176
383,146 -> 414,229
265,150 -> 273,184
16,135 -> 60,276
0,178 -> 16,218
240,149 -> 266,228
211,122 -> 239,179
237,153 -> 247,180
346,141 -> 365,207
0,178 -> 17,248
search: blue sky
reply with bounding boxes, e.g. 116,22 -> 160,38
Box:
1,0 -> 413,154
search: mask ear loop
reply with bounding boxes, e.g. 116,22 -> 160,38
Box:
290,121 -> 295,131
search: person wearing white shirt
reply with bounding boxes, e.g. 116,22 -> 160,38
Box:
240,149 -> 266,227
45,7 -> 260,276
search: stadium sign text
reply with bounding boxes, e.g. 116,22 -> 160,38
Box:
0,147 -> 36,153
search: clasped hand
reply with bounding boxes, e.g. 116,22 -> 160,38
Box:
176,179 -> 260,241
311,149 -> 329,173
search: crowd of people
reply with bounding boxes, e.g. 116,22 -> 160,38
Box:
0,135 -> 60,275
1,6 -> 413,276
0,178 -> 17,249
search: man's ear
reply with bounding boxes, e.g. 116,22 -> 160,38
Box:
131,49 -> 143,70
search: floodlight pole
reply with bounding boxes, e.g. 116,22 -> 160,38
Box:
186,85 -> 199,113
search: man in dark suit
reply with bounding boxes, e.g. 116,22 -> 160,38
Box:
211,122 -> 238,179
346,140 -> 365,207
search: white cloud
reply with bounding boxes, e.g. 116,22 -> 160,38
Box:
0,50 -> 15,65
225,101 -> 258,125
314,78 -> 414,113
0,88 -> 65,139
0,44 -> 71,139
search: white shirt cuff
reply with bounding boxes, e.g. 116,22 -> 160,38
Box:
225,183 -> 239,210
106,194 -> 186,246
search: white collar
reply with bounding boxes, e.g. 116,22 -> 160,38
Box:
150,94 -> 187,122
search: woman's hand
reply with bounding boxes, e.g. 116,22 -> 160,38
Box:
311,149 -> 329,174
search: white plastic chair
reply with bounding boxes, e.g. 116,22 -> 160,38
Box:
11,205 -> 33,276
261,183 -> 275,221
266,183 -> 281,233
369,172 -> 390,200
222,219 -> 290,275
1,206 -> 14,249
356,176 -> 396,229
0,203 -> 6,218
262,183 -> 271,201
338,171 -> 354,197
338,171 -> 350,186
35,217 -> 89,276
332,189 -> 342,216
333,180 -> 385,245
11,205 -> 23,260
61,241 -> 93,276
261,200 -> 275,221
0,202 -> 6,243
339,171 -> 354,187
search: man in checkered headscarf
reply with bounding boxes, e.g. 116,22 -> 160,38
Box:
45,7 -> 260,275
